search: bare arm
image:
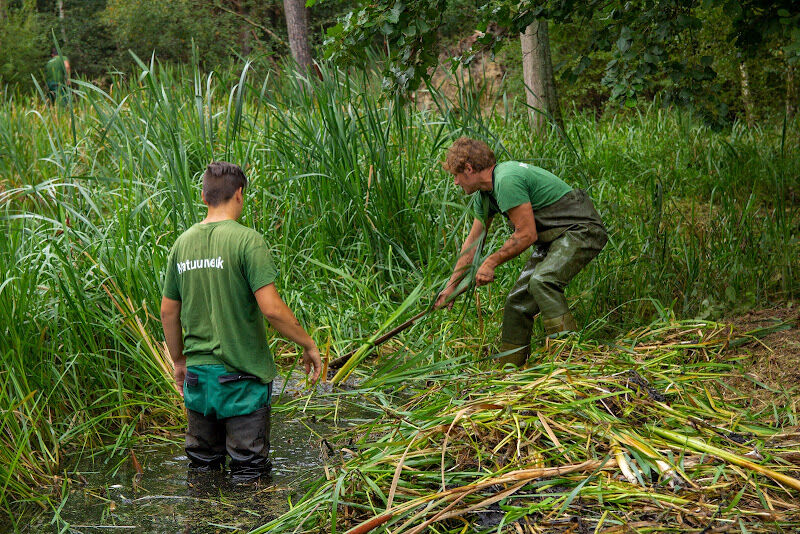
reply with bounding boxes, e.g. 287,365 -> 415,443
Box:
475,203 -> 537,286
434,217 -> 492,309
160,296 -> 185,396
254,283 -> 321,382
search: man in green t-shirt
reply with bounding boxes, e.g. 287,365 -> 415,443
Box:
45,48 -> 70,103
435,137 -> 607,367
161,161 -> 322,482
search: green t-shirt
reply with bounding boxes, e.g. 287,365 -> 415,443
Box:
470,161 -> 572,221
45,56 -> 68,84
162,220 -> 278,383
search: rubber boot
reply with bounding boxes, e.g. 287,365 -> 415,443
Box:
226,406 -> 271,483
497,342 -> 530,368
542,312 -> 578,337
185,409 -> 226,471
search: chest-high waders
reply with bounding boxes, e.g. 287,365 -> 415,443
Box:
497,189 -> 607,367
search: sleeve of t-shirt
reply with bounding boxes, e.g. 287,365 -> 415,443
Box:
162,246 -> 181,301
244,233 -> 278,293
496,172 -> 530,213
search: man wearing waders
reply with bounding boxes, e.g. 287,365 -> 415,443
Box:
161,162 -> 322,482
435,138 -> 607,367
45,48 -> 70,103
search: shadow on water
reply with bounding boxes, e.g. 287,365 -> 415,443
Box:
25,371 -> 372,534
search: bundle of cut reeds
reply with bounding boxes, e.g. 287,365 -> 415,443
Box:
254,320 -> 800,533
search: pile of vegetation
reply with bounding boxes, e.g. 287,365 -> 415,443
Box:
257,320 -> 800,532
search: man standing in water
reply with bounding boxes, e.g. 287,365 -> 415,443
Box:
45,48 -> 70,103
435,138 -> 607,366
161,162 -> 322,482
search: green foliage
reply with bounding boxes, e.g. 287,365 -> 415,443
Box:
537,0 -> 798,121
480,0 -> 799,112
0,0 -> 50,86
1,59 -> 797,520
324,0 -> 446,93
0,0 -> 359,88
101,0 -> 238,67
324,0 -> 799,120
437,0 -> 482,38
0,0 -> 795,124
726,0 -> 800,63
548,20 -> 612,113
306,0 -> 360,50
61,0 -> 115,82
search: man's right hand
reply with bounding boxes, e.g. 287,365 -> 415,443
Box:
173,360 -> 186,398
434,287 -> 456,310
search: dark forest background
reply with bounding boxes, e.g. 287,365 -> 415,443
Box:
1,0 -> 797,124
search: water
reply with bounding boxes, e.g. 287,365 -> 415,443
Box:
25,373 -> 370,534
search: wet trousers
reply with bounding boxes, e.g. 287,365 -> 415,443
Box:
186,406 -> 271,482
501,189 -> 608,346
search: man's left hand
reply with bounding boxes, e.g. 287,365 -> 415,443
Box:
475,259 -> 496,286
302,345 -> 322,383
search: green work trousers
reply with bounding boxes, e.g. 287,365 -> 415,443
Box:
501,189 -> 607,346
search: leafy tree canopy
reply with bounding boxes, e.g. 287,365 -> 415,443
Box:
323,0 -> 800,105
320,0 -> 446,93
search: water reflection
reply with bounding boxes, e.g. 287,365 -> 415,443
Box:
28,372 -> 368,533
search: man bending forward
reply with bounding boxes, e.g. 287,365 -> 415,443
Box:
435,138 -> 607,366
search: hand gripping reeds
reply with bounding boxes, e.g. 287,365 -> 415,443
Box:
328,282 -> 471,384
329,223 -> 487,384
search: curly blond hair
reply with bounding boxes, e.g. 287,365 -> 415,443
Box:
442,137 -> 496,174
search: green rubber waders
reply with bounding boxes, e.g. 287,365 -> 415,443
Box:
497,342 -> 530,368
543,312 -> 578,337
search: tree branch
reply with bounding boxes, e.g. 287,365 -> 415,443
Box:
206,0 -> 287,47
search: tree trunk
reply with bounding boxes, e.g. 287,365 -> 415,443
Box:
739,61 -> 754,127
283,0 -> 312,73
234,0 -> 251,56
787,64 -> 797,121
520,19 -> 561,137
57,0 -> 66,42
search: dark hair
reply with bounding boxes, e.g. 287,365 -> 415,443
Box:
202,161 -> 247,207
442,137 -> 496,174
51,47 -> 58,56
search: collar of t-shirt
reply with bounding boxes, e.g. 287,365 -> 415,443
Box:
485,166 -> 508,220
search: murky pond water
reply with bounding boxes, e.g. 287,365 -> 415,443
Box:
26,373 -> 372,534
